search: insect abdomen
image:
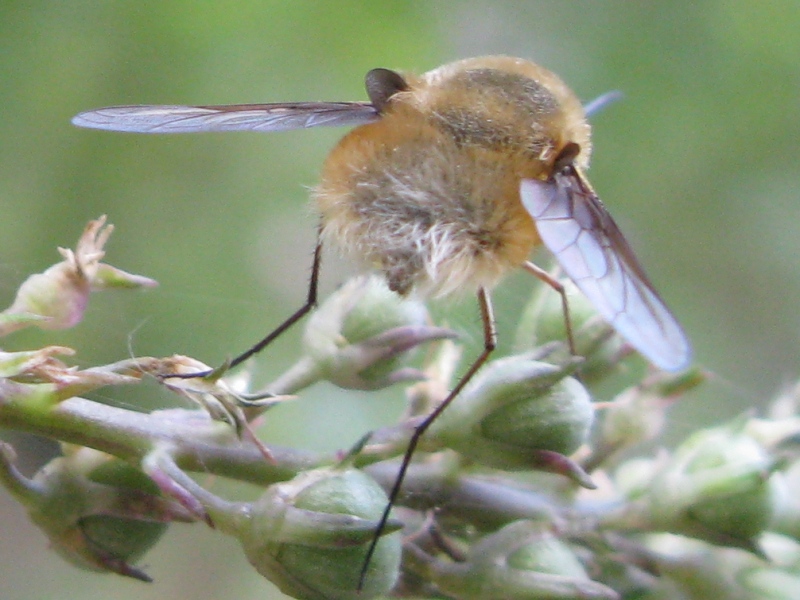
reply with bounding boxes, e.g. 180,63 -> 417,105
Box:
315,113 -> 541,297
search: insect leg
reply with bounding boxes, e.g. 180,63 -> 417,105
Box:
522,261 -> 577,357
228,228 -> 323,370
358,287 -> 497,590
164,226 -> 323,380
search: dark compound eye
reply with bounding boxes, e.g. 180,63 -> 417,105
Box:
365,68 -> 410,113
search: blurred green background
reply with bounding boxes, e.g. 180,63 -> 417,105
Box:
1,2 -> 799,599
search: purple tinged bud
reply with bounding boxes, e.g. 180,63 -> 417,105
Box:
0,217 -> 157,337
301,275 -> 456,390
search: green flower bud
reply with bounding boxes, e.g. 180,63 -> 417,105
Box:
2,259 -> 90,332
430,356 -> 594,472
143,451 -> 403,600
0,216 -> 156,337
648,535 -> 800,600
641,418 -> 778,548
595,369 -> 706,463
515,279 -> 625,382
741,565 -> 800,600
426,520 -> 619,600
768,463 -> 800,542
613,457 -> 659,499
237,467 -> 402,600
297,275 -> 455,390
0,445 -> 182,581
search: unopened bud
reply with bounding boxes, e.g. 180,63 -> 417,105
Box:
429,356 -> 594,481
596,368 -> 705,461
0,217 -> 156,336
0,445 -> 184,581
300,275 -> 455,390
425,520 -> 619,600
515,279 -> 625,381
235,467 -> 402,600
649,535 -> 800,600
144,451 -> 403,600
640,418 -> 778,548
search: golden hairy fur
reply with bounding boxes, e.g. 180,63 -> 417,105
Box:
314,56 -> 591,298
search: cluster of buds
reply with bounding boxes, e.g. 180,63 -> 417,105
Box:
144,451 -> 402,600
619,418 -> 779,549
411,520 -> 618,600
0,444 -> 189,581
5,217 -> 800,600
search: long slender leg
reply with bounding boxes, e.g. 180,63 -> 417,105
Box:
522,261 -> 577,357
165,228 -> 323,379
358,287 -> 497,590
228,233 -> 323,370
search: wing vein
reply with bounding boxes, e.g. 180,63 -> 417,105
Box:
520,173 -> 691,371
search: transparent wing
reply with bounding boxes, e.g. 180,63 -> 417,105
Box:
520,171 -> 691,371
71,102 -> 379,133
582,90 -> 623,118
